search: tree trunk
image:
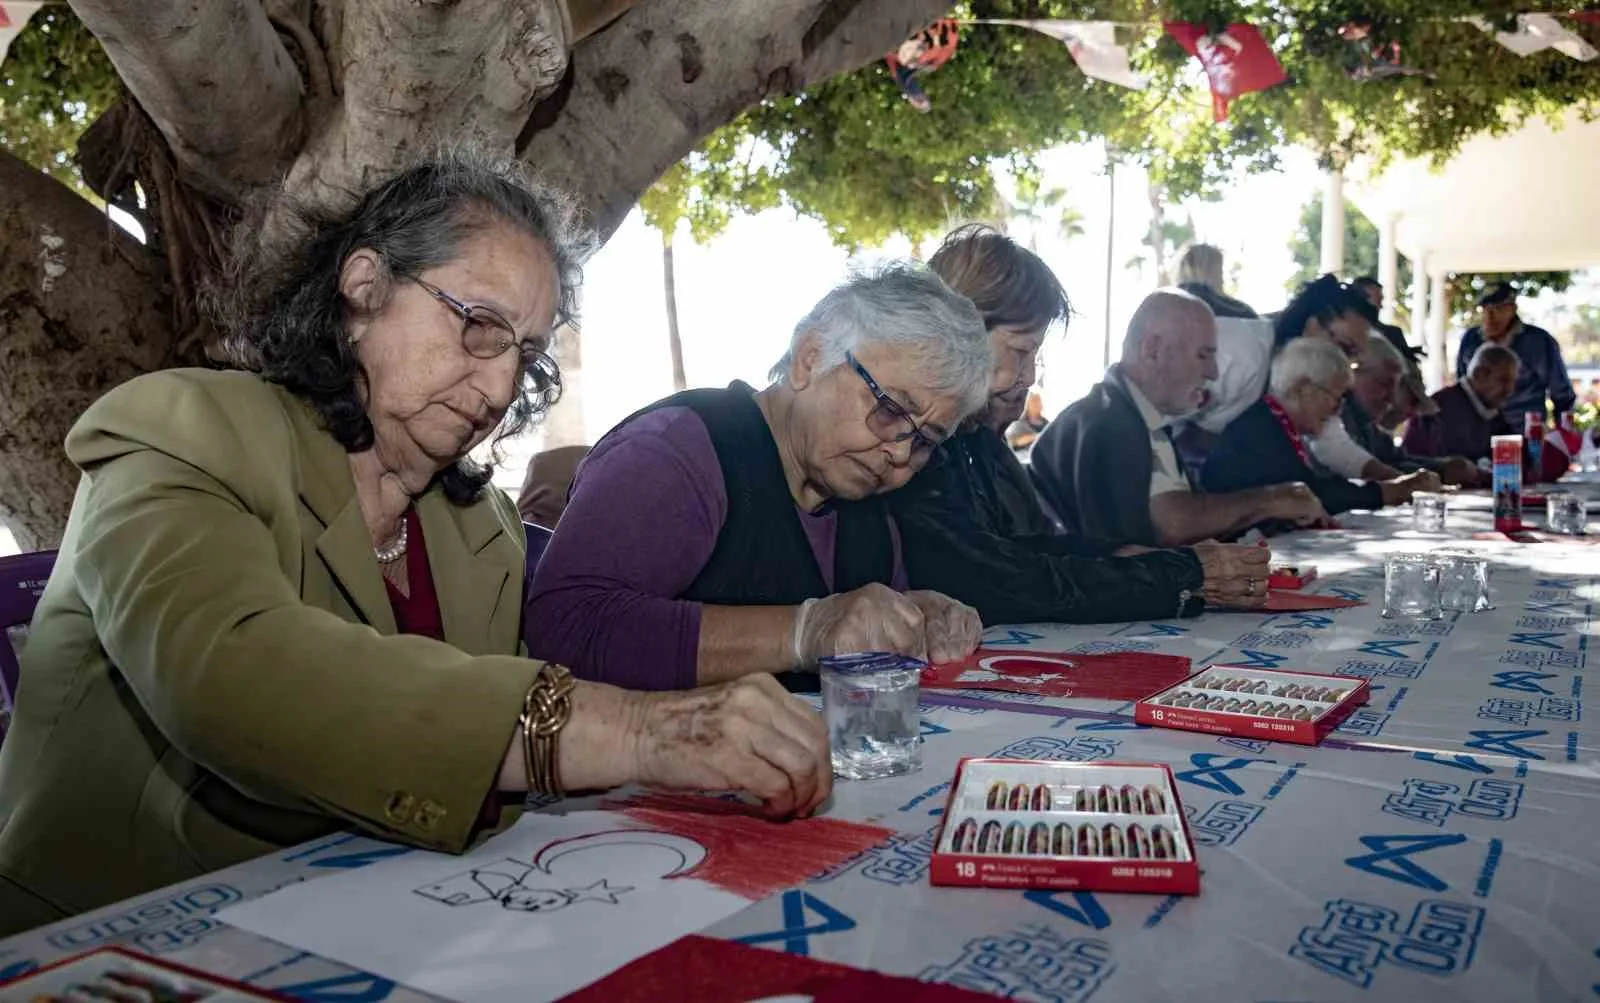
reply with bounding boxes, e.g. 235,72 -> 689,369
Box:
0,151 -> 187,549
0,0 -> 948,546
662,229 -> 687,392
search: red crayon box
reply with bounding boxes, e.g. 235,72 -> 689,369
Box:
931,759 -> 1200,895
1267,565 -> 1317,590
1135,665 -> 1369,746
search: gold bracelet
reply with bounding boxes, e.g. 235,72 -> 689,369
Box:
519,664 -> 576,796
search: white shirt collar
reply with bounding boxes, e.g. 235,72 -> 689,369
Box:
1460,379 -> 1497,421
1115,369 -> 1171,433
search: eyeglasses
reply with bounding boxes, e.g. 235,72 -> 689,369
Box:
411,276 -> 560,397
846,351 -> 941,456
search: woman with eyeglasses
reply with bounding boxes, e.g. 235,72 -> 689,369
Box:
0,153 -> 835,936
525,263 -> 987,692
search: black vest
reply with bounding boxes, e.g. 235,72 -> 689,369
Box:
613,382 -> 896,606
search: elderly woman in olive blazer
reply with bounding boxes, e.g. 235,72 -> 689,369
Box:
0,154 -> 830,936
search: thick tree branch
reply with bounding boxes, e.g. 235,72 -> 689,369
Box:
286,0 -> 570,211
519,0 -> 945,241
68,0 -> 305,200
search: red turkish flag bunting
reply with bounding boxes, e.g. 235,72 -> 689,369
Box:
0,5 -> 12,28
1165,22 -> 1287,121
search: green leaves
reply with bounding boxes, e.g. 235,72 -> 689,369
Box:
0,6 -> 119,193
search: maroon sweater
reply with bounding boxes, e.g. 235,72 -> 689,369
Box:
1402,384 -> 1512,464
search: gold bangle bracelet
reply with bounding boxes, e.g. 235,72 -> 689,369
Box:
520,664 -> 576,796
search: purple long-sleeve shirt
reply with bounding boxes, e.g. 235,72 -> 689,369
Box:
524,406 -> 906,690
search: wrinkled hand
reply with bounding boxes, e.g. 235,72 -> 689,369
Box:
1266,482 -> 1329,527
632,675 -> 831,819
793,583 -> 930,667
905,590 -> 982,664
1191,540 -> 1272,609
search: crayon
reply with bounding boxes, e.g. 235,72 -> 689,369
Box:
1101,824 -> 1126,857
979,820 -> 1003,854
1127,824 -> 1152,859
952,818 -> 978,853
1031,784 -> 1051,812
986,782 -> 1007,810
1142,784 -> 1167,814
1152,826 -> 1177,859
1028,822 -> 1051,855
1052,822 -> 1073,856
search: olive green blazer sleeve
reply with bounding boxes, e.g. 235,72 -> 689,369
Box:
63,369 -> 540,853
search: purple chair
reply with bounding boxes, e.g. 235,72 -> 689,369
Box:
0,550 -> 57,742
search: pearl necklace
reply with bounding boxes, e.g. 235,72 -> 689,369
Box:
374,518 -> 408,564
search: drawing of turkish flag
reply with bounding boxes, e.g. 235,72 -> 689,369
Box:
923,648 -> 1191,700
1165,21 -> 1287,121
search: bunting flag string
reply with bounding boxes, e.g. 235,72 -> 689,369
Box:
969,19 -> 1148,90
1467,12 -> 1598,61
1163,22 -> 1288,122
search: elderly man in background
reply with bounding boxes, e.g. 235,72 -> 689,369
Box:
1455,283 -> 1575,426
1205,339 -> 1436,518
527,264 -> 986,693
891,226 -> 1272,623
517,444 -> 589,528
1346,335 -> 1481,487
1406,343 -> 1519,463
1031,289 -> 1327,549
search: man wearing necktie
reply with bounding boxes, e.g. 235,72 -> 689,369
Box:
1032,289 -> 1327,548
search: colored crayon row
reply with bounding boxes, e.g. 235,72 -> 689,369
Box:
1156,692 -> 1317,719
1188,677 -> 1348,702
949,817 -> 1179,859
982,781 -> 1169,815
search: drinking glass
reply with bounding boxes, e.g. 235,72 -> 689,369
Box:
1436,554 -> 1492,613
820,653 -> 923,780
1547,492 -> 1588,536
1411,492 -> 1449,533
1382,554 -> 1441,620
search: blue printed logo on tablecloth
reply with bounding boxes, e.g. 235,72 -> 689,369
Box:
1290,899 -> 1485,989
984,628 -> 1046,647
1203,648 -> 1288,669
922,925 -> 1114,1003
1374,619 -> 1455,638
46,885 -> 244,955
1464,728 -> 1548,760
1478,696 -> 1579,726
993,735 -> 1121,762
1382,778 -> 1524,827
1336,708 -> 1392,737
1329,587 -> 1366,601
1112,622 -> 1189,638
1184,799 -> 1265,847
1337,658 -> 1426,681
273,972 -> 399,1002
1358,640 -> 1439,661
1499,647 -> 1584,671
1229,631 -> 1312,650
1026,891 -> 1112,930
811,826 -> 937,886
733,890 -> 856,956
1265,613 -> 1335,631
1219,736 -> 1270,754
1516,614 -> 1589,631
1344,833 -> 1504,896
1490,670 -> 1560,694
1174,753 -> 1274,796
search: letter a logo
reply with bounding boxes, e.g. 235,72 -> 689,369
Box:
1344,833 -> 1467,892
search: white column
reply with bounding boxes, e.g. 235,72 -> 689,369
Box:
1319,167 -> 1346,277
1428,271 -> 1449,390
1377,215 -> 1399,323
1409,253 -> 1432,388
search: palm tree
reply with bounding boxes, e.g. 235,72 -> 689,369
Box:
1004,173 -> 1085,252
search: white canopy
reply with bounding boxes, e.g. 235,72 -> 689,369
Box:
1347,106 -> 1600,274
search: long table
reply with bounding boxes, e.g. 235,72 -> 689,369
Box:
3,504 -> 1597,1001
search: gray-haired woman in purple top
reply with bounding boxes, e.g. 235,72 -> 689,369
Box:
526,264 -> 988,692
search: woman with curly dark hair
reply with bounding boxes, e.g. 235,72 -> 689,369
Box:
0,151 -> 831,935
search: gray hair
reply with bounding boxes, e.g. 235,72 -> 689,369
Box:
1123,287 -> 1213,357
1270,336 -> 1350,399
1469,342 -> 1520,377
1176,243 -> 1226,290
769,262 -> 991,417
1356,332 -> 1405,372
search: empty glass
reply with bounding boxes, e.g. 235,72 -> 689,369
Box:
1411,492 -> 1449,533
1436,554 -> 1493,613
820,653 -> 923,780
1546,492 -> 1588,536
1383,554 -> 1441,620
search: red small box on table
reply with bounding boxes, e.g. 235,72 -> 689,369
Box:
1135,665 -> 1370,746
1267,565 -> 1317,590
929,758 -> 1200,895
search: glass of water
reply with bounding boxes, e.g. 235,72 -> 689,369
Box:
1383,554 -> 1441,620
819,653 -> 923,781
1411,492 -> 1449,533
1546,492 -> 1588,535
1436,554 -> 1492,613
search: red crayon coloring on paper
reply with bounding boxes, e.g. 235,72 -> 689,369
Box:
605,793 -> 892,899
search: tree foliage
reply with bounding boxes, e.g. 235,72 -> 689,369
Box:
1287,191 -> 1573,322
0,6 -> 119,193
645,0 -> 1600,248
